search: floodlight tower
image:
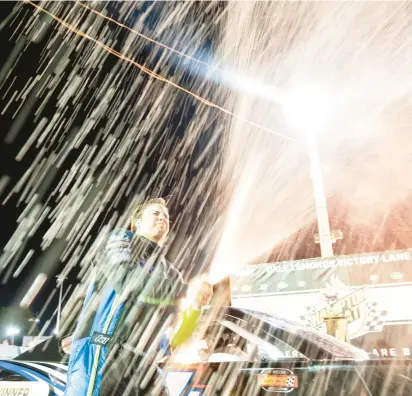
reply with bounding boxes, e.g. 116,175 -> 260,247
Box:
307,136 -> 334,257
282,84 -> 334,257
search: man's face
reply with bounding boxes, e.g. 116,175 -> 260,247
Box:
136,203 -> 170,244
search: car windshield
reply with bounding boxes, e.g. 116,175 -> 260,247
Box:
170,315 -> 308,364
248,310 -> 370,360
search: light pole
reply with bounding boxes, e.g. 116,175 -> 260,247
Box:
306,136 -> 334,257
282,84 -> 334,258
6,326 -> 20,345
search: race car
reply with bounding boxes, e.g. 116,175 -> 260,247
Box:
0,307 -> 411,395
0,337 -> 67,396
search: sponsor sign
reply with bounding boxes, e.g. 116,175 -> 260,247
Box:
264,250 -> 411,274
299,283 -> 387,339
371,347 -> 412,358
258,368 -> 298,393
230,250 -> 412,339
0,382 -> 49,396
351,323 -> 412,358
232,248 -> 412,295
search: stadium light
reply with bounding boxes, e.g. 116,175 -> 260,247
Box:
222,69 -> 335,258
6,326 -> 20,345
6,327 -> 19,336
281,83 -> 330,132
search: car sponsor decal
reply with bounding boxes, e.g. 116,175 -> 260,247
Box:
0,381 -> 50,396
258,368 -> 298,393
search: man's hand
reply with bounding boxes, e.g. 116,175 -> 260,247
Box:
169,276 -> 213,349
186,275 -> 213,310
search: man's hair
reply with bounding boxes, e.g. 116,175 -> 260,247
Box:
130,198 -> 167,232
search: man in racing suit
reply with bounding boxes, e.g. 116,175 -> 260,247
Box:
64,198 -> 212,396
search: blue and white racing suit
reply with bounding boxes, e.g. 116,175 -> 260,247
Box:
64,228 -> 186,396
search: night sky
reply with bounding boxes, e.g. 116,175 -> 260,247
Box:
1,1 -> 412,340
0,1 -> 224,338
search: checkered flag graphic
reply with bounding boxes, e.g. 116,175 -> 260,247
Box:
299,306 -> 316,326
366,301 -> 378,316
364,301 -> 387,332
286,376 -> 296,387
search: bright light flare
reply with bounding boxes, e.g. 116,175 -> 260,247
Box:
281,83 -> 331,133
221,69 -> 331,135
6,326 -> 20,336
171,339 -> 209,363
222,69 -> 274,101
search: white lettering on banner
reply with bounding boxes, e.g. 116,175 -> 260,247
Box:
264,250 -> 411,274
372,348 -> 411,357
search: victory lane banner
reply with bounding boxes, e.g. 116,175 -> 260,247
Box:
231,249 -> 412,295
230,249 -> 412,340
